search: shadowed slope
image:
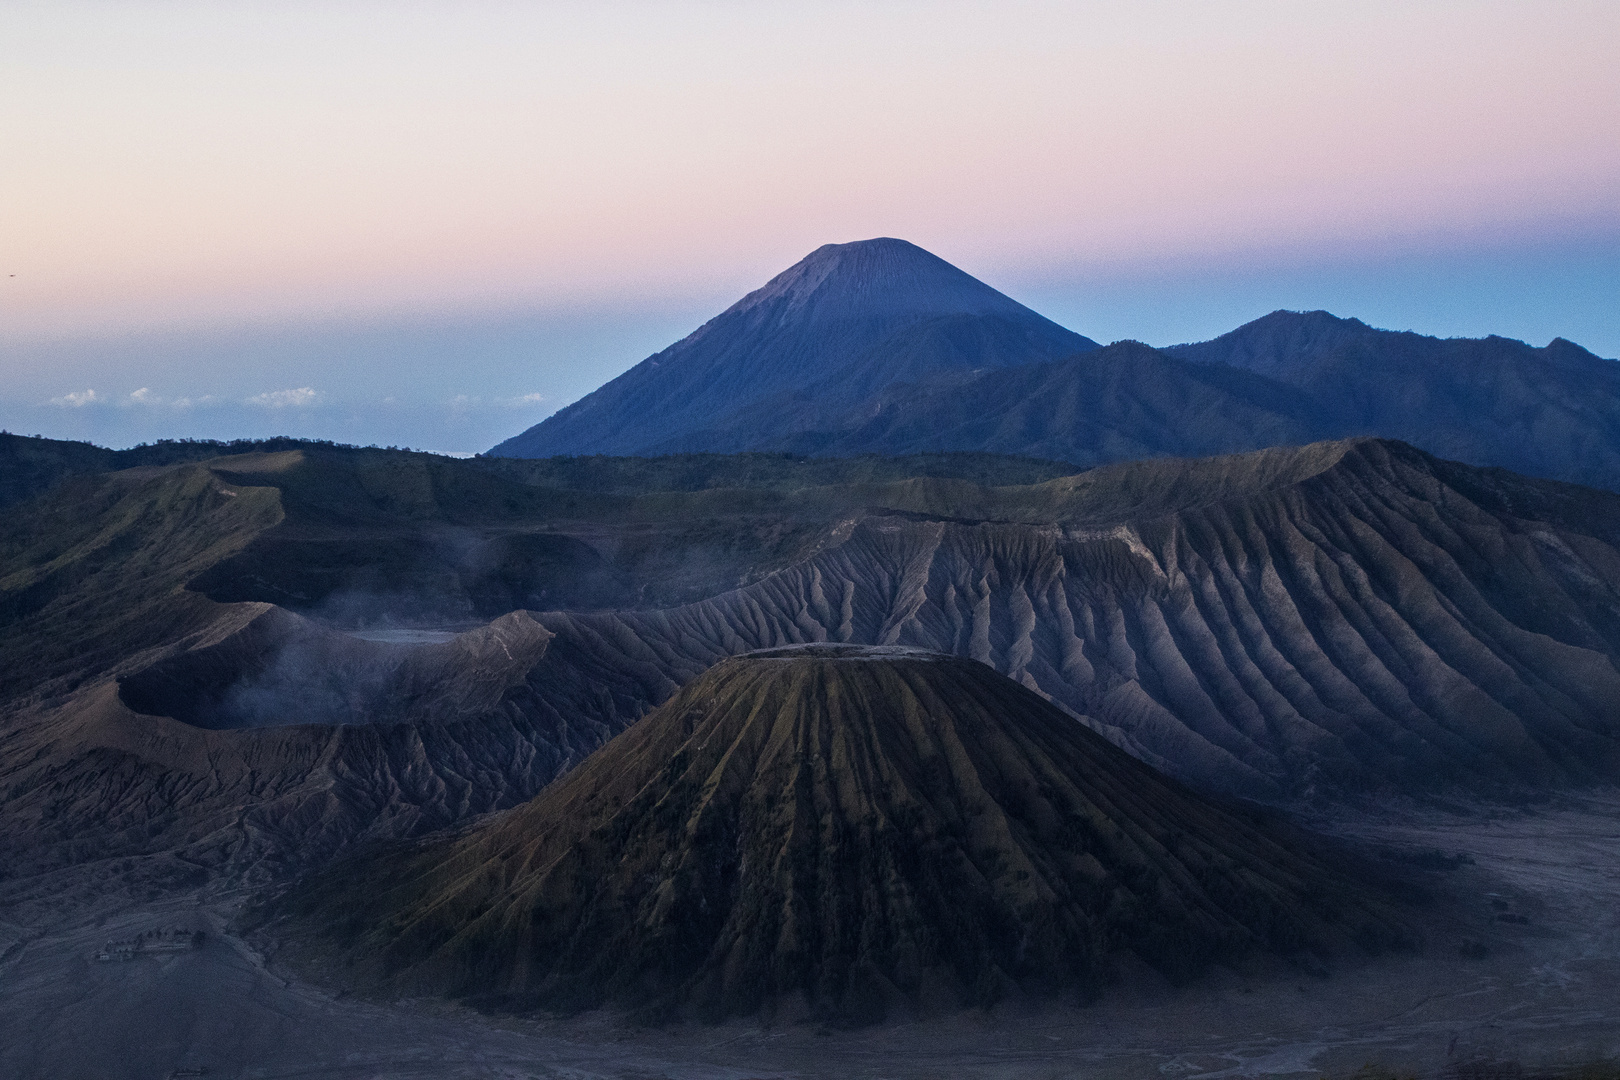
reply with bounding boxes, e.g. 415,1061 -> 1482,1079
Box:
268,646 -> 1408,1023
0,455 -> 664,880
486,248 -> 1620,491
776,339 -> 1320,462
706,323 -> 1620,492
491,238 -> 1096,458
1166,310 -> 1620,491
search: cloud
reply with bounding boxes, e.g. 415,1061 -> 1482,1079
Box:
246,387 -> 320,408
450,392 -> 545,409
47,386 -> 227,412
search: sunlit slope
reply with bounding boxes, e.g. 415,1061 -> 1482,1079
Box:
0,457 -> 286,703
267,647 -> 1408,1022
0,431 -> 262,510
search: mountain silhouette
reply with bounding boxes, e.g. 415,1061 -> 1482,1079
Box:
1164,310 -> 1620,490
489,238 -> 1098,457
747,318 -> 1620,491
265,645 -> 1407,1023
489,241 -> 1620,491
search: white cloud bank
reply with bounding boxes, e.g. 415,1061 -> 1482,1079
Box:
15,377 -> 554,456
49,389 -> 101,407
449,392 -> 546,409
246,387 -> 321,408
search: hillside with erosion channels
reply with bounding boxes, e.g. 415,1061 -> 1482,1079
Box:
2,435 -> 1620,891
491,240 -> 1620,492
260,646 -> 1412,1024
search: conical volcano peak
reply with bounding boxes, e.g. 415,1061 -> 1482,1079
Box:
490,237 -> 1097,457
269,649 -> 1410,1023
728,237 -> 1036,322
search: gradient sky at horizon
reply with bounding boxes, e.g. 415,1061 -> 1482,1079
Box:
3,1 -> 1617,453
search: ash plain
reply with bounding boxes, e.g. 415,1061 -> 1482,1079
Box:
3,794 -> 1617,1080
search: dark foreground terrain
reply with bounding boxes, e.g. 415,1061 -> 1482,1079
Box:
262,647 -> 1411,1023
1,793 -> 1616,1078
6,435 -> 1620,881
2,436 -> 1619,1076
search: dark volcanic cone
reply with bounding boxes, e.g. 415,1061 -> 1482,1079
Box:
267,645 -> 1408,1022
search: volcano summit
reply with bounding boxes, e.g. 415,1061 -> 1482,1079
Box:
490,238 -> 1099,458
265,645 -> 1408,1024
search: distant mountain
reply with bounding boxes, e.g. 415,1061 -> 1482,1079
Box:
746,318 -> 1620,490
264,645 -> 1408,1022
765,339 -> 1321,462
489,238 -> 1098,457
488,242 -> 1620,490
1165,310 -> 1620,491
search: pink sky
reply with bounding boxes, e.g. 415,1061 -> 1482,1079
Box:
1,1 -> 1615,454
3,1 -> 1616,337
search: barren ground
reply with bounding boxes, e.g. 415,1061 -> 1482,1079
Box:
2,793 -> 1617,1080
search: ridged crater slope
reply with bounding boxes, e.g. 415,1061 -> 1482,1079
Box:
268,646 -> 1407,1023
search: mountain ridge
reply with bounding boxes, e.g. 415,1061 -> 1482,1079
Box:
490,238 -> 1098,458
1165,310 -> 1620,489
488,240 -> 1620,492
1167,308 -> 1614,379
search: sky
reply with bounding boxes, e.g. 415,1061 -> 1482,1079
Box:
2,1 -> 1616,454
